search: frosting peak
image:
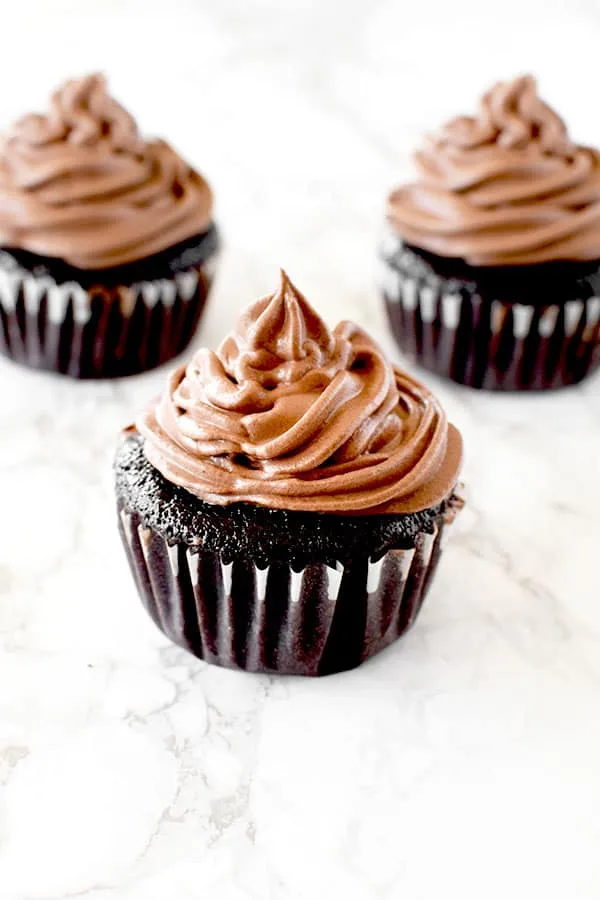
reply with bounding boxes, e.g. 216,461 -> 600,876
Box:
441,75 -> 572,156
138,272 -> 462,514
219,270 -> 337,385
388,75 -> 600,265
0,74 -> 213,269
10,73 -> 143,154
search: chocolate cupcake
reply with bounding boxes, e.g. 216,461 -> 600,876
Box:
115,271 -> 463,676
0,74 -> 218,378
382,75 -> 600,390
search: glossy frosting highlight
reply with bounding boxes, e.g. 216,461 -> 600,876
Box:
0,74 -> 213,269
138,271 -> 462,514
388,75 -> 600,265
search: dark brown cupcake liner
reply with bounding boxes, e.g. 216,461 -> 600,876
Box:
117,503 -> 449,676
380,234 -> 600,390
0,244 -> 218,378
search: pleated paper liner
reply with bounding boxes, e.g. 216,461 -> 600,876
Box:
117,504 -> 451,676
380,234 -> 600,390
0,227 -> 219,378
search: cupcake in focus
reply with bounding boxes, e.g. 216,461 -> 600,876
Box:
0,73 -> 218,378
382,75 -> 600,390
115,271 -> 463,676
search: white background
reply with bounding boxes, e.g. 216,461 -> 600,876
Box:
2,1 -> 600,899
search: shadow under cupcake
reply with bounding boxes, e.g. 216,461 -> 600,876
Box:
115,271 -> 463,676
0,73 -> 219,378
381,75 -> 600,390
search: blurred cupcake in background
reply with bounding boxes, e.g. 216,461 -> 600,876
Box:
115,271 -> 463,677
0,73 -> 218,378
381,75 -> 600,390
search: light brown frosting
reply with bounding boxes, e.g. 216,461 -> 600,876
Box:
138,271 -> 462,515
388,75 -> 600,265
0,73 -> 213,269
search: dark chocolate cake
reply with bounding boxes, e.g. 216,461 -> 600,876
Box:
0,73 -> 218,378
382,75 -> 600,390
115,272 -> 463,676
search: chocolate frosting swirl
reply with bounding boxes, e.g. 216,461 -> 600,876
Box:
388,75 -> 600,265
0,74 -> 213,269
138,271 -> 462,514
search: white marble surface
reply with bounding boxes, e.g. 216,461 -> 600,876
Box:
2,1 -> 600,898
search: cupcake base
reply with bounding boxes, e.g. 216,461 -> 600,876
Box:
0,225 -> 219,378
380,234 -> 600,390
115,433 -> 458,676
